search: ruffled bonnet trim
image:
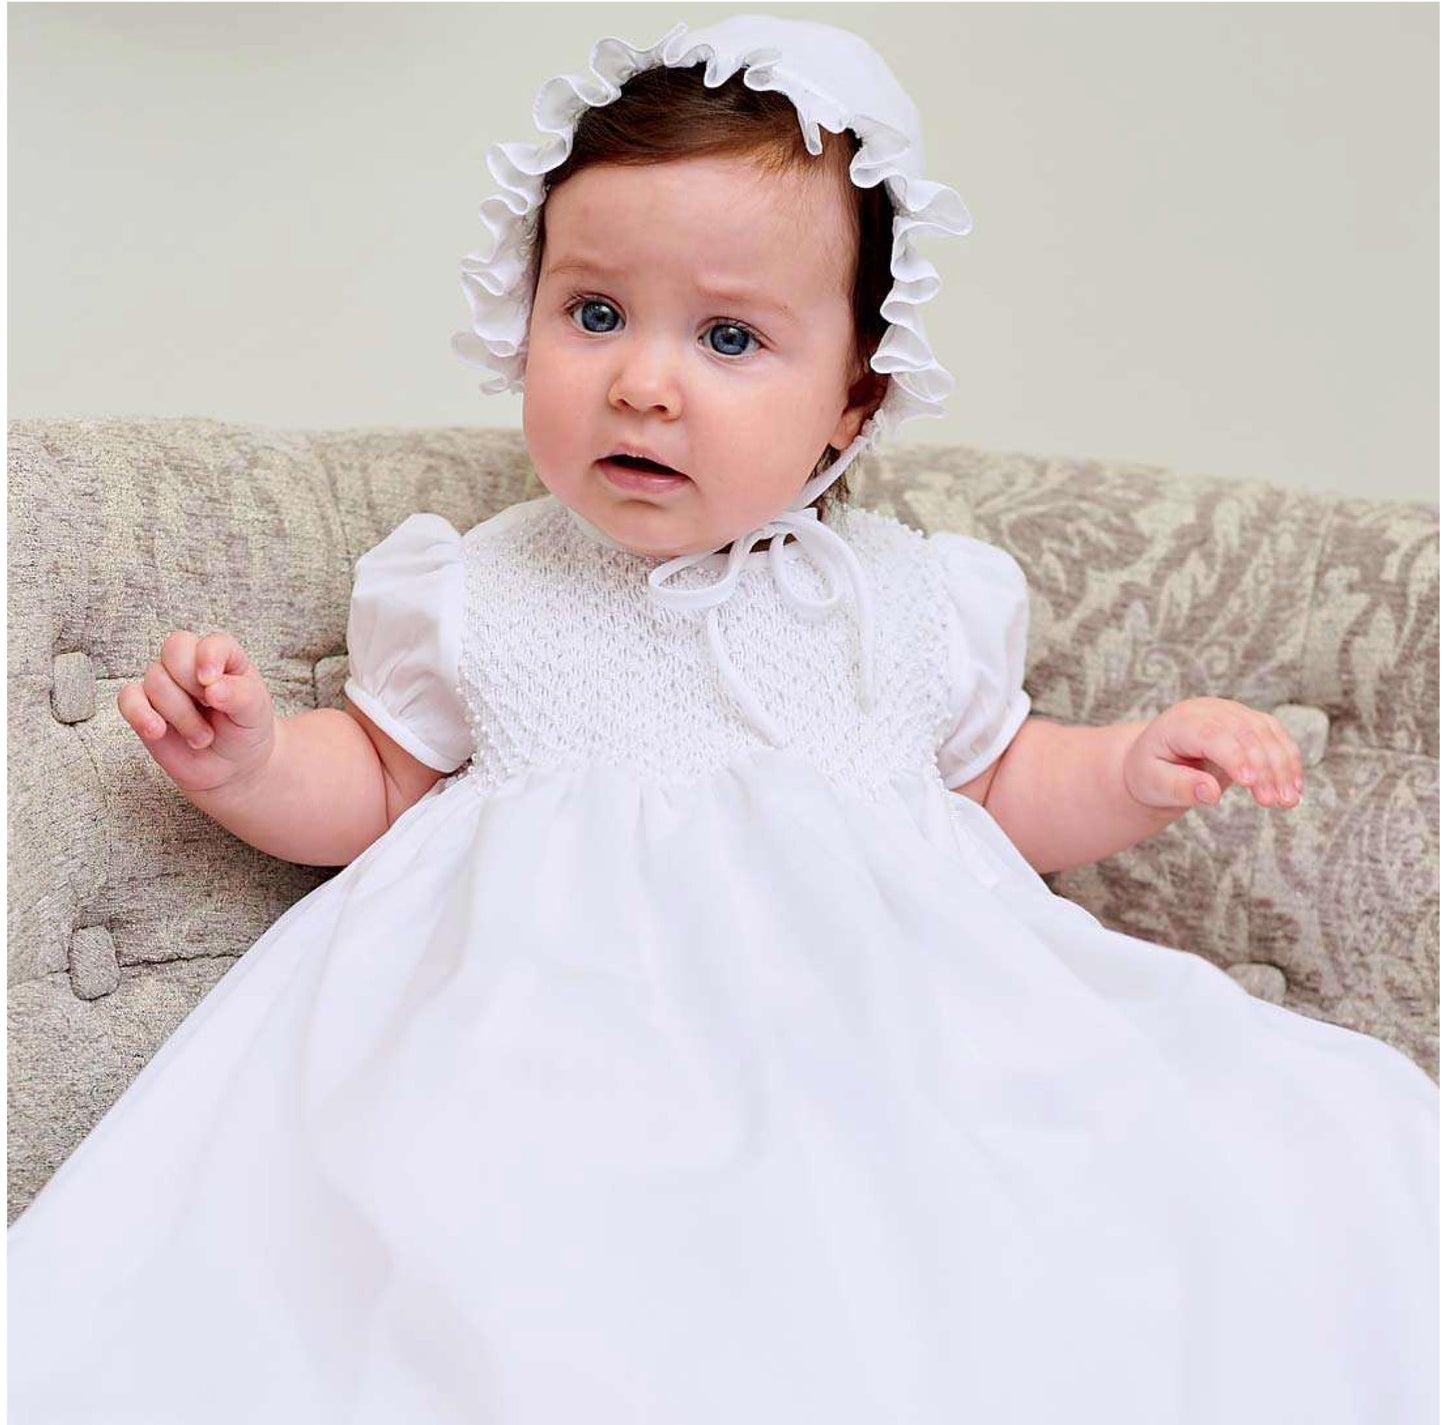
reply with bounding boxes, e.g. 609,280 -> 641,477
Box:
450,14 -> 972,463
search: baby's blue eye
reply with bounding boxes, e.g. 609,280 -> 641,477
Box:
707,323 -> 756,358
564,296 -> 760,358
572,298 -> 620,334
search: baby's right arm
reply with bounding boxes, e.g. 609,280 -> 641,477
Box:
117,630 -> 443,868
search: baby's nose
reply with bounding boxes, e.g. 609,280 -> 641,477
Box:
608,348 -> 683,417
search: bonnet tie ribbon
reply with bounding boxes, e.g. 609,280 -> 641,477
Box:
645,505 -> 877,747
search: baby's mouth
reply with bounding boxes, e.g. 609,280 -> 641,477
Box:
604,453 -> 686,477
598,453 -> 693,494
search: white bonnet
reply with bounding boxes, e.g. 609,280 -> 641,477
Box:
450,13 -> 973,498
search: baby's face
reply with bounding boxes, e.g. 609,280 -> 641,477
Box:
522,152 -> 873,559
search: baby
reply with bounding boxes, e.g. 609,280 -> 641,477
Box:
23,17 -> 1420,1424
115,98 -> 1303,872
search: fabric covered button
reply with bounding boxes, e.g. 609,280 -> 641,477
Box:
312,653 -> 349,712
1269,703 -> 1329,767
51,651 -> 97,723
1226,961 -> 1288,1005
69,925 -> 120,1000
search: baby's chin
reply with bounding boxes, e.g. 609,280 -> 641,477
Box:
608,518 -> 792,562
549,495 -> 700,561
612,529 -> 717,561
541,476 -> 780,561
585,504 -> 727,560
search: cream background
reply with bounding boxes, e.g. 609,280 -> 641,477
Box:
7,1 -> 1438,503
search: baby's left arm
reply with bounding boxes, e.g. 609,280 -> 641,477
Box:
956,697 -> 1304,875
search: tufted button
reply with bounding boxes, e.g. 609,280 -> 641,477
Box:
51,651 -> 97,723
69,925 -> 120,1000
313,653 -> 350,712
1226,961 -> 1288,1005
1269,703 -> 1329,768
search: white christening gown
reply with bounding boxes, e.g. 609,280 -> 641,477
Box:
7,494 -> 1438,1424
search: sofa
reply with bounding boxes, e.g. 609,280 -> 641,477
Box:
8,416 -> 1439,1223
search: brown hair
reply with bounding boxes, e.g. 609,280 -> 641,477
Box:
526,62 -> 894,539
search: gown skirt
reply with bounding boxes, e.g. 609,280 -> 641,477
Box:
7,752 -> 1439,1424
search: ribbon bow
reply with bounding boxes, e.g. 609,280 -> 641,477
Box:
646,505 -> 878,747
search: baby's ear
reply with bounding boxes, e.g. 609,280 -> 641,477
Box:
829,367 -> 889,450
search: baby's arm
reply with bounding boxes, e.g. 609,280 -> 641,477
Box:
955,698 -> 1305,874
187,707 -> 440,867
956,717 -> 1177,873
118,630 -> 443,868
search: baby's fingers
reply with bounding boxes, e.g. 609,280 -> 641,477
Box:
117,681 -> 171,743
1185,714 -> 1300,807
163,629 -> 270,732
1256,718 -> 1304,806
137,660 -> 214,749
193,632 -> 252,689
198,666 -> 269,729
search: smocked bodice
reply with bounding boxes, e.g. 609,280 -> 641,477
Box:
455,496 -> 957,801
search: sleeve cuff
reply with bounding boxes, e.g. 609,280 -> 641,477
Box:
942,689 -> 1032,790
342,678 -> 464,774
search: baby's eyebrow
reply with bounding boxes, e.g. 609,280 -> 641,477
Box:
545,256 -> 795,322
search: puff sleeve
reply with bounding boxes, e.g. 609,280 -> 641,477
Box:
931,531 -> 1033,789
342,512 -> 473,774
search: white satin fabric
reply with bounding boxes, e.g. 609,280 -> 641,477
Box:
7,509 -> 1437,1425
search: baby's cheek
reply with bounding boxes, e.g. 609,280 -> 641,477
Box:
521,371 -> 572,465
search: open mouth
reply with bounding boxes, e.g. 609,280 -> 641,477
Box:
599,453 -> 691,494
605,453 -> 683,476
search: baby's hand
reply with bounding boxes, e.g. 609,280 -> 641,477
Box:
117,631 -> 277,795
1122,697 -> 1304,811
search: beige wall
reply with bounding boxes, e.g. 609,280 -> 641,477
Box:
8,2 -> 1438,503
